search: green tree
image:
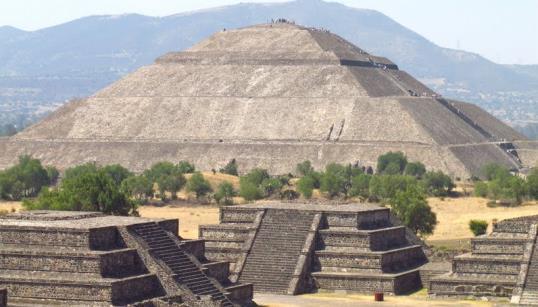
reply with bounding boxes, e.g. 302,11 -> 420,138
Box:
390,185 -> 437,237
421,171 -> 455,197
404,162 -> 426,178
121,175 -> 153,202
482,164 -> 511,181
45,166 -> 60,185
473,181 -> 489,197
319,163 -> 362,198
220,159 -> 239,176
242,168 -> 270,187
177,161 -> 195,174
0,155 -> 51,200
297,176 -> 315,199
25,170 -> 134,215
377,151 -> 408,175
101,164 -> 133,186
186,172 -> 212,199
214,181 -> 236,205
64,162 -> 99,181
469,220 -> 488,236
143,162 -> 178,183
369,175 -> 417,200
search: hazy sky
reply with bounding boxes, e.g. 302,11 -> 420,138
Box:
1,0 -> 537,64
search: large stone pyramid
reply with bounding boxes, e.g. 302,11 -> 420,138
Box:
1,23 -> 536,177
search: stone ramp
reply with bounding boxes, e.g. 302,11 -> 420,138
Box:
238,209 -> 316,294
520,230 -> 538,305
130,222 -> 235,307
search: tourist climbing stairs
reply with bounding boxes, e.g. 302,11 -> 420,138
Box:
131,223 -> 234,307
521,238 -> 538,305
239,209 -> 316,293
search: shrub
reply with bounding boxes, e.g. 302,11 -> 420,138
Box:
220,159 -> 239,176
45,166 -> 60,185
261,178 -> 283,197
377,151 -> 408,175
280,189 -> 299,200
390,185 -> 437,237
469,220 -> 488,236
186,172 -> 212,199
242,168 -> 270,187
349,174 -> 371,198
421,171 -> 455,197
177,161 -> 196,174
297,176 -> 315,199
528,168 -> 538,200
473,181 -> 489,197
214,181 -> 236,205
143,162 -> 178,183
296,160 -> 314,177
319,163 -> 362,198
404,162 -> 426,178
239,180 -> 262,201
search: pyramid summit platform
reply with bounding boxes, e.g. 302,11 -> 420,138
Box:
1,22 -> 536,177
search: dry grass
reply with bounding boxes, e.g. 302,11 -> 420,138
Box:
138,203 -> 219,239
427,197 -> 538,241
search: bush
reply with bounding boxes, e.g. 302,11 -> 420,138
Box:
473,181 -> 488,197
242,168 -> 270,187
377,151 -> 408,175
220,159 -> 238,176
260,178 -> 283,197
101,164 -> 133,186
143,162 -> 178,183
528,168 -> 538,200
390,185 -> 437,237
296,160 -> 314,177
319,163 -> 362,198
280,189 -> 299,200
421,171 -> 455,197
469,220 -> 488,236
176,161 -> 196,174
186,172 -> 212,199
404,162 -> 426,178
239,179 -> 263,201
214,181 -> 236,205
45,166 -> 60,185
297,176 -> 315,199
349,173 -> 371,198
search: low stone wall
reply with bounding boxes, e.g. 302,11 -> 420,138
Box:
429,278 -> 515,297
324,209 -> 389,229
471,238 -> 528,255
180,239 -> 205,261
369,227 -> 407,251
452,257 -> 521,275
203,261 -> 230,284
220,207 -> 263,224
111,275 -> 164,305
0,279 -> 112,302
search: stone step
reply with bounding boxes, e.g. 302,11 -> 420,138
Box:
429,272 -> 516,297
452,253 -> 522,276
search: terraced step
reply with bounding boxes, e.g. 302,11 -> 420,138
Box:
429,272 -> 516,297
312,268 -> 422,295
0,269 -> 162,305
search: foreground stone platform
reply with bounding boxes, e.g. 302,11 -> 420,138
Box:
200,201 -> 428,295
429,215 -> 538,305
0,211 -> 254,306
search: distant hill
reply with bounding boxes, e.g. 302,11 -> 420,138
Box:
1,0 -> 537,134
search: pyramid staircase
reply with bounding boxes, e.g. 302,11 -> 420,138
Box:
130,222 -> 235,307
200,204 -> 428,295
238,209 -> 316,293
520,239 -> 538,305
